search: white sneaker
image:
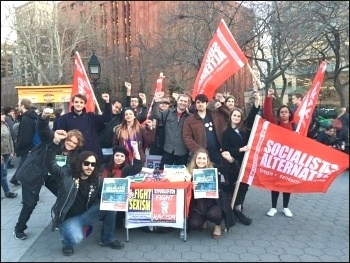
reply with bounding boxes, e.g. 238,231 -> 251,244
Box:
267,208 -> 277,217
283,208 -> 293,217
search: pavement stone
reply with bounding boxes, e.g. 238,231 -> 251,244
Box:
1,156 -> 349,262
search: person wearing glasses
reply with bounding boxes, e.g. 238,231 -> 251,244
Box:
13,109 -> 85,241
124,82 -> 148,124
97,99 -> 124,164
264,88 -> 295,218
43,130 -> 125,256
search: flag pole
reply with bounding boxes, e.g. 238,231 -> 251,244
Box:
246,63 -> 262,91
230,115 -> 261,209
76,51 -> 102,114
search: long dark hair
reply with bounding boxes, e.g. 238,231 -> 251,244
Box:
70,151 -> 100,180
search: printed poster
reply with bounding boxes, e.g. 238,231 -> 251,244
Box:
152,189 -> 177,223
146,155 -> 162,169
193,168 -> 219,199
127,189 -> 152,223
100,178 -> 130,211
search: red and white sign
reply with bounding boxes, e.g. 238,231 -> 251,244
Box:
69,51 -> 96,113
240,115 -> 349,193
294,61 -> 327,136
192,19 -> 248,99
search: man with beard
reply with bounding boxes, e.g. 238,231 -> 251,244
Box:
45,130 -> 124,256
150,92 -> 191,169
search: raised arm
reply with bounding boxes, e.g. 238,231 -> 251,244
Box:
263,89 -> 277,124
37,108 -> 54,143
44,130 -> 67,180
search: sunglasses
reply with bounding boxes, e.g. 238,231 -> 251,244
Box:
83,161 -> 96,167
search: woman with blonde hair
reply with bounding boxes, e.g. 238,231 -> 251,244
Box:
113,108 -> 155,164
187,147 -> 239,239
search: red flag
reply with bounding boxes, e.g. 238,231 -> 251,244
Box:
293,61 -> 327,136
145,73 -> 164,121
69,51 -> 96,113
192,19 -> 248,99
240,115 -> 349,193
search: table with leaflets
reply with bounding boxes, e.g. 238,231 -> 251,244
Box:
125,180 -> 192,242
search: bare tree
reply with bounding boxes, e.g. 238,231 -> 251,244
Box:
3,1 -> 100,86
131,1 -> 255,104
311,1 -> 349,107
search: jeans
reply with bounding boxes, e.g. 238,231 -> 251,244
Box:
1,154 -> 10,194
160,151 -> 189,170
59,203 -> 117,247
15,183 -> 40,231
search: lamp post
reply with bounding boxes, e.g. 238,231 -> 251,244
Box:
88,51 -> 101,94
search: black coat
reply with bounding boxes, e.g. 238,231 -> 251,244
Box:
15,109 -> 38,156
57,103 -> 112,161
222,105 -> 260,166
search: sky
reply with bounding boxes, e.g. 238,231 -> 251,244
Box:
1,1 -> 28,43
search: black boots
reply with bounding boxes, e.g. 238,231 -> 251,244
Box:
233,209 -> 252,225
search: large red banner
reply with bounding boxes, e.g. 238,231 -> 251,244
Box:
192,19 -> 248,99
293,61 -> 327,136
69,51 -> 96,113
240,116 -> 349,193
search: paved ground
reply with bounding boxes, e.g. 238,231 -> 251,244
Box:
1,157 -> 349,262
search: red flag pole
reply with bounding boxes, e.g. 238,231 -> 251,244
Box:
75,51 -> 102,114
145,72 -> 165,121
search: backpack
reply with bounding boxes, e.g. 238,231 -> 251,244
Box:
32,118 -> 41,146
155,110 -> 170,154
15,143 -> 48,193
331,118 -> 342,130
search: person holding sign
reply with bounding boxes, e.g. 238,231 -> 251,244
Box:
101,143 -> 142,228
187,148 -> 239,239
43,130 -> 124,256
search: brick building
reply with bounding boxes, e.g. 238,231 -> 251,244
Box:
57,1 -> 254,105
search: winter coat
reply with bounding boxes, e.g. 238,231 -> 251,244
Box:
112,126 -> 155,164
101,158 -> 143,178
222,105 -> 260,166
98,113 -> 123,148
183,108 -> 228,154
190,162 -> 239,231
57,103 -> 112,161
150,102 -> 191,156
1,122 -> 14,155
15,109 -> 38,156
44,142 -> 103,231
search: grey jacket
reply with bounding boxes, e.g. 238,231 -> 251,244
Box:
151,102 -> 190,156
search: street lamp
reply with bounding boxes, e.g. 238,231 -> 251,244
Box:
88,51 -> 101,93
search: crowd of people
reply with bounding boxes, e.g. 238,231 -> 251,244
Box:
1,84 -> 349,256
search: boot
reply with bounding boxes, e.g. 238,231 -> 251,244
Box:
233,209 -> 252,225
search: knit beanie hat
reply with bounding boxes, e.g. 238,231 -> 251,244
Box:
113,146 -> 129,158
